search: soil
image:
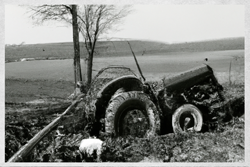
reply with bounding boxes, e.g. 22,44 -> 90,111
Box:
5,68 -> 245,163
5,78 -> 74,103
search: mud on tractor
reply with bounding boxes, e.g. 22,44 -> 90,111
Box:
82,64 -> 224,138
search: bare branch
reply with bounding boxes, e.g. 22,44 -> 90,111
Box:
29,5 -> 72,25
28,4 -> 132,85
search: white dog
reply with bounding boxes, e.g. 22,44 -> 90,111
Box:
79,137 -> 103,162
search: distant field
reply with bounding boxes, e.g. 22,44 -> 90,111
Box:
5,37 -> 244,62
5,38 -> 244,102
5,50 -> 244,84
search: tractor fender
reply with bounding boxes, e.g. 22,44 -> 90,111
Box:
95,75 -> 143,121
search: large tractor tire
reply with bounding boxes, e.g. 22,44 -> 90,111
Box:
105,91 -> 160,138
172,104 -> 203,133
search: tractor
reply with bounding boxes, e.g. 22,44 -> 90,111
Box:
82,64 -> 225,138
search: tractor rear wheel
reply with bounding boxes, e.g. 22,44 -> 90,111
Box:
105,91 -> 160,138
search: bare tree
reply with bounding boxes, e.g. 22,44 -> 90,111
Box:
29,5 -> 82,90
77,5 -> 131,86
29,4 -> 131,88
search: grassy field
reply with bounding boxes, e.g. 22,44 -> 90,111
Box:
5,37 -> 244,62
5,50 -> 244,81
5,50 -> 244,104
5,37 -> 244,102
4,38 -> 245,162
5,38 -> 244,103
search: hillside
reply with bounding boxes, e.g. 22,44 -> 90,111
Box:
5,37 -> 244,62
95,37 -> 244,56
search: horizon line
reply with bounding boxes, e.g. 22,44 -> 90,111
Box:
5,36 -> 244,46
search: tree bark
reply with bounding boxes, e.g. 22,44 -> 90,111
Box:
72,5 -> 82,88
86,51 -> 93,87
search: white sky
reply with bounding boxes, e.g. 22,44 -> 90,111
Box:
4,4 -> 244,44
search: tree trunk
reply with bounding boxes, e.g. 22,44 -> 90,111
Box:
86,51 -> 93,87
72,5 -> 82,88
84,58 -> 88,83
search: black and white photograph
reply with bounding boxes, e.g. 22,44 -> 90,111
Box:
2,0 -> 248,165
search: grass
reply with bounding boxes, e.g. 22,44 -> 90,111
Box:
5,78 -> 74,103
4,38 -> 245,162
5,50 -> 244,82
5,49 -> 244,104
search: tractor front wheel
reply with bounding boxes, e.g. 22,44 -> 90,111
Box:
172,104 -> 203,133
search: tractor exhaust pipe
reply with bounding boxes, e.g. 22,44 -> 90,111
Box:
127,41 -> 146,82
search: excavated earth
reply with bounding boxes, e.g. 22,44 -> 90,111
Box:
5,72 -> 245,162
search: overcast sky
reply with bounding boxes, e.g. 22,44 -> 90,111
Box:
5,4 -> 244,44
